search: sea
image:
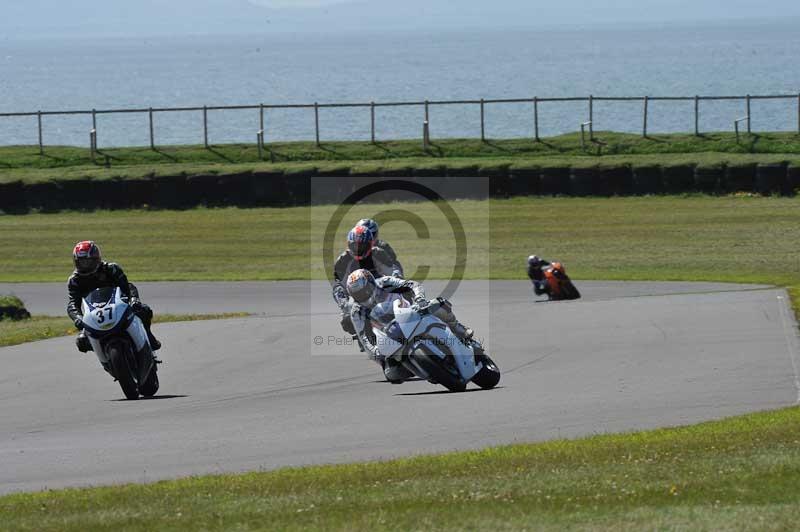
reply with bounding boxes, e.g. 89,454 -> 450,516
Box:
1,19 -> 799,147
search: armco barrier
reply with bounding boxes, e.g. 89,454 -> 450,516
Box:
540,167 -> 571,196
569,167 -> 597,196
602,166 -> 633,196
725,165 -> 756,193
509,167 -> 539,196
1,163 -> 796,212
755,163 -> 787,195
663,165 -> 695,193
787,166 -> 800,194
695,166 -> 724,194
632,166 -> 662,195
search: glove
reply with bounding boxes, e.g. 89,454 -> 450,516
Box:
391,269 -> 403,278
412,297 -> 430,314
129,298 -> 142,310
74,318 -> 84,330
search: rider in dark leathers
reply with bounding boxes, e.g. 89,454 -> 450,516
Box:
67,241 -> 161,353
526,255 -> 552,296
346,269 -> 473,383
332,222 -> 403,335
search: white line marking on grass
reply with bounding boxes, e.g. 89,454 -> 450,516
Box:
777,294 -> 800,404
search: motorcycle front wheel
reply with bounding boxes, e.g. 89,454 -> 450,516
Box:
139,367 -> 159,397
108,342 -> 139,400
472,353 -> 501,390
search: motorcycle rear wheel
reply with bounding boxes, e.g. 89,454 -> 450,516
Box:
563,281 -> 581,300
108,342 -> 139,400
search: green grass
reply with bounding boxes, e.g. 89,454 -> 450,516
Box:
1,406 -> 798,531
0,196 -> 797,285
1,131 -> 799,183
0,313 -> 251,348
1,196 -> 799,528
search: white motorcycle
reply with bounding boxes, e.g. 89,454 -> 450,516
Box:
81,287 -> 160,400
374,298 -> 501,392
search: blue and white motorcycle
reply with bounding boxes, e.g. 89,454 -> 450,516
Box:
375,298 -> 501,392
81,287 -> 160,400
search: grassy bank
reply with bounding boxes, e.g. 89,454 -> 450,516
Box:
0,313 -> 251,348
1,406 -> 798,531
0,196 -> 797,284
1,132 -> 799,183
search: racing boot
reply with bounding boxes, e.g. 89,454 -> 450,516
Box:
146,329 -> 162,352
432,304 -> 474,342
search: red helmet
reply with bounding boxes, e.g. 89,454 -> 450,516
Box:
73,241 -> 101,276
348,225 -> 375,260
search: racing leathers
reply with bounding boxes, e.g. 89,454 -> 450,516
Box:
332,240 -> 403,335
350,277 -> 473,382
67,262 -> 161,352
527,258 -> 552,296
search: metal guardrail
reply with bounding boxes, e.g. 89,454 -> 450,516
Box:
1,93 -> 799,152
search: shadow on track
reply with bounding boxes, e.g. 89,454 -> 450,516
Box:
109,394 -> 189,402
395,386 -> 504,397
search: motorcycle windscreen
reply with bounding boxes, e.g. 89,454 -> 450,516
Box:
86,287 -> 116,308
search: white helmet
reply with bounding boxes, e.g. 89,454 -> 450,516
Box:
346,269 -> 377,306
528,255 -> 542,267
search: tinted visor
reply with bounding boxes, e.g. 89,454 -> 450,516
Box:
349,239 -> 373,260
349,281 -> 374,304
75,256 -> 100,275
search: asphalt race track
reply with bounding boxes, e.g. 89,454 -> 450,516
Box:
1,281 -> 799,494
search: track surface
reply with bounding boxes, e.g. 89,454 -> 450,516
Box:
1,281 -> 798,495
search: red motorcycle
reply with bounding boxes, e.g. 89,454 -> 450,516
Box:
543,262 -> 581,301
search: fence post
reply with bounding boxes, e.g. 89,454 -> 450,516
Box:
92,109 -> 97,148
642,96 -> 649,138
259,103 -> 265,149
480,98 -> 485,142
149,108 -> 155,150
588,95 -> 594,139
370,101 -> 376,143
257,131 -> 263,160
203,106 -> 209,148
90,129 -> 96,162
694,95 -> 700,136
746,94 -> 751,134
314,102 -> 320,147
534,96 -> 540,142
37,111 -> 43,155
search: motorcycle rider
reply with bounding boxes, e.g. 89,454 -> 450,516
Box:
356,218 -> 400,264
527,255 -> 553,296
332,224 -> 403,336
67,241 -> 161,354
346,269 -> 474,383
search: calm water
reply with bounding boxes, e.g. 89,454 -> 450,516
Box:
2,21 -> 799,147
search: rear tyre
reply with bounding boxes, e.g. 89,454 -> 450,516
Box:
563,281 -> 581,300
472,353 -> 501,390
139,367 -> 160,397
108,343 -> 139,400
411,352 -> 466,392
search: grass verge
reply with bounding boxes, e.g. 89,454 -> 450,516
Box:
1,131 -> 800,183
0,313 -> 251,348
1,406 -> 798,531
